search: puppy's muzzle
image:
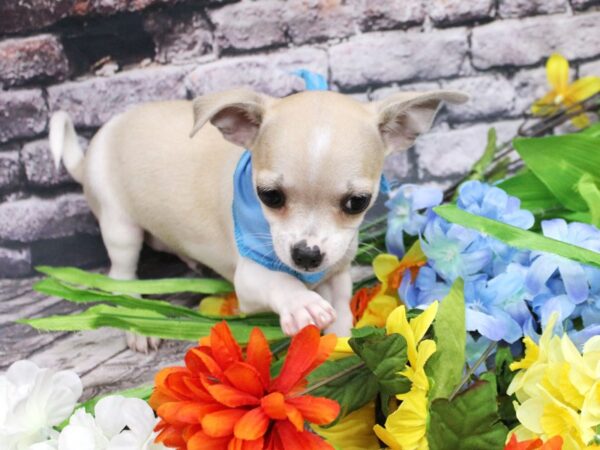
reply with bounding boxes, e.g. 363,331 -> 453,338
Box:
291,240 -> 324,271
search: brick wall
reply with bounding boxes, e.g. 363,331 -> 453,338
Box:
0,0 -> 599,277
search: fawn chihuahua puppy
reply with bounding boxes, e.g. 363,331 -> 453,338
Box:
49,88 -> 467,352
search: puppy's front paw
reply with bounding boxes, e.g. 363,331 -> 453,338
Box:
125,332 -> 162,353
279,292 -> 337,336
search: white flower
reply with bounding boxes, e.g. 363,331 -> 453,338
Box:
0,360 -> 82,450
57,396 -> 167,450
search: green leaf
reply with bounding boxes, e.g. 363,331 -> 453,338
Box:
434,204 -> 600,269
494,347 -> 518,427
307,356 -> 378,424
20,304 -> 284,343
579,122 -> 600,138
577,173 -> 600,227
513,134 -> 600,212
349,330 -> 410,396
470,128 -> 497,180
36,266 -> 233,295
428,278 -> 466,400
34,277 -> 206,319
427,380 -> 508,450
498,170 -> 562,214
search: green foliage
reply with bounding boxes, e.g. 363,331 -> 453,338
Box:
307,355 -> 379,423
513,134 -> 600,212
465,128 -> 498,183
36,265 -> 233,295
578,173 -> 600,227
428,279 -> 466,400
349,327 -> 411,396
427,380 -> 508,450
498,170 -> 562,215
495,347 -> 518,427
21,304 -> 284,343
434,204 -> 600,269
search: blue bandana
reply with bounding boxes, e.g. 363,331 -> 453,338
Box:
232,70 -> 390,284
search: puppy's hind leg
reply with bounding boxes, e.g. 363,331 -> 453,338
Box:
99,213 -> 160,353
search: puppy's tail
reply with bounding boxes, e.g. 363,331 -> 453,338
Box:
49,111 -> 84,184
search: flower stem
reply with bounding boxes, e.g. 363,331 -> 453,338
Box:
449,341 -> 497,401
294,361 -> 366,397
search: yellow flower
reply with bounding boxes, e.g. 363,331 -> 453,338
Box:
509,314 -> 600,450
356,243 -> 427,329
386,301 -> 439,369
313,402 -> 381,450
375,388 -> 429,450
198,292 -> 238,316
532,53 -> 600,128
373,302 -> 439,450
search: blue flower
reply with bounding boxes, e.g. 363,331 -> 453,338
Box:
464,276 -> 523,343
385,184 -> 443,257
457,181 -> 534,229
526,219 -> 600,303
575,267 -> 600,328
421,216 -> 491,283
398,265 -> 450,309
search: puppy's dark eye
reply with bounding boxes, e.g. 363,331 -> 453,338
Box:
341,194 -> 372,215
257,187 -> 286,209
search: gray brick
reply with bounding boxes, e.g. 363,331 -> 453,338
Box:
0,193 -> 98,243
284,0 -> 358,45
0,0 -> 72,34
472,13 -> 600,70
416,121 -> 521,179
0,246 -> 32,278
329,28 -> 468,89
498,0 -> 567,18
439,75 -> 516,122
359,0 -> 425,31
571,0 -> 600,10
369,81 -> 442,101
384,148 -> 417,181
186,47 -> 328,97
47,65 -> 192,128
428,0 -> 495,26
0,151 -> 21,191
0,35 -> 69,88
21,138 -> 86,188
209,1 -> 288,52
144,10 -> 214,64
0,0 -> 193,34
0,89 -> 48,143
579,59 -> 600,77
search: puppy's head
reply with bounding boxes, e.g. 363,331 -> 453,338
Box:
192,88 -> 467,275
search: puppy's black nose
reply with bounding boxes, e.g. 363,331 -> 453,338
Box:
291,241 -> 324,270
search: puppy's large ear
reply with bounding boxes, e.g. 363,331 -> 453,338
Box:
190,88 -> 273,148
369,91 -> 469,154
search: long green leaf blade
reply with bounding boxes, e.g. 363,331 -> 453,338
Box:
34,278 -> 206,318
36,266 -> 233,295
434,204 -> 600,268
20,305 -> 285,343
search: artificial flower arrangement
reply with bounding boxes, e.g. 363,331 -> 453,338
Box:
3,53 -> 600,450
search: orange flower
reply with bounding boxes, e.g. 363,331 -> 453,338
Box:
504,434 -> 563,450
350,285 -> 381,325
150,322 -> 340,450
